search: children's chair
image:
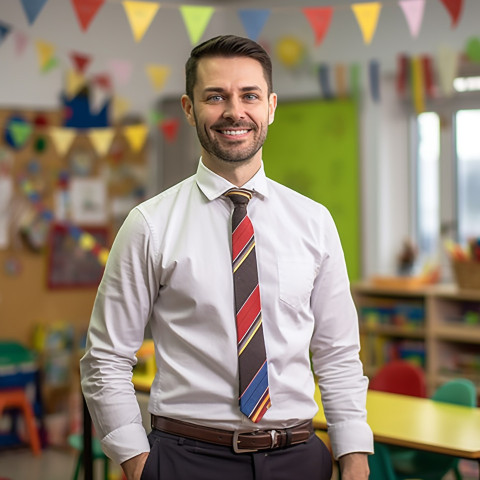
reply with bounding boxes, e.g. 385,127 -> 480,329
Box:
68,432 -> 109,480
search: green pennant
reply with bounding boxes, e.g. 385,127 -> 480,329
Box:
9,120 -> 32,148
41,56 -> 59,73
180,6 -> 214,46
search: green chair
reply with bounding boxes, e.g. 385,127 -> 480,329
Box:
369,378 -> 477,480
68,433 -> 109,480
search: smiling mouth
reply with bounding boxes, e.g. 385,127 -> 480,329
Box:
219,129 -> 250,136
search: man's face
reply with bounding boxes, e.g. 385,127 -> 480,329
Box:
182,56 -> 277,167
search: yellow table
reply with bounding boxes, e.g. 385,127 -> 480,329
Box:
314,387 -> 480,476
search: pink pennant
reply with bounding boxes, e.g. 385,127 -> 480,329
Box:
160,118 -> 180,143
108,59 -> 133,87
71,0 -> 105,32
13,31 -> 28,56
70,51 -> 91,73
399,0 -> 425,37
439,0 -> 463,28
302,7 -> 334,46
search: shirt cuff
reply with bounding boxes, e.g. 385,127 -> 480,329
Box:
100,422 -> 150,465
328,420 -> 374,460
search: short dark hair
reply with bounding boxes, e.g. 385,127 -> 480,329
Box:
185,35 -> 273,100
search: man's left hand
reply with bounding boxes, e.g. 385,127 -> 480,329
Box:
338,452 -> 370,480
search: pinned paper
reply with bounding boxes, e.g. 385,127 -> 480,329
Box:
65,69 -> 86,99
160,118 -> 180,143
238,9 -> 270,42
334,64 -> 348,98
146,64 -> 171,92
437,45 -> 459,97
71,0 -> 105,32
369,60 -> 381,102
411,56 -> 425,113
396,54 -> 409,97
422,55 -> 435,98
123,1 -> 160,42
14,31 -> 29,56
20,0 -> 48,25
318,64 -> 333,99
0,21 -> 11,46
123,124 -> 148,152
108,59 -> 133,87
49,127 -> 76,156
88,128 -> 115,157
439,0 -> 463,28
180,5 -> 215,45
350,63 -> 362,101
70,51 -> 91,73
399,0 -> 425,38
302,7 -> 334,46
351,2 -> 382,45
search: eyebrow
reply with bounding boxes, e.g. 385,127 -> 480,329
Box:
202,85 -> 263,94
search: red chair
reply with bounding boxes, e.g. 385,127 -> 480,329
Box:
369,360 -> 427,397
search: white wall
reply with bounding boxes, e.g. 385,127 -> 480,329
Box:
1,0 -> 480,277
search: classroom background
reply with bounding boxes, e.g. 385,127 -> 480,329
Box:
1,0 -> 480,479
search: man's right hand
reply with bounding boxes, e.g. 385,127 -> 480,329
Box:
121,451 -> 150,480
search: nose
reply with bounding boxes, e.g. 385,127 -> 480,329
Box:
223,98 -> 245,121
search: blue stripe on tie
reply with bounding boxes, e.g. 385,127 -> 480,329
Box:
240,362 -> 269,416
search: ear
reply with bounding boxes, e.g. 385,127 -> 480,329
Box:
268,93 -> 277,125
181,95 -> 196,126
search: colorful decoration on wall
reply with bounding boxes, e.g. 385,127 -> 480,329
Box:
276,36 -> 305,69
180,5 -> 214,46
20,0 -> 48,25
351,2 -> 382,45
238,9 -> 270,42
71,0 -> 106,32
4,115 -> 32,150
439,0 -> 464,28
399,0 -> 426,38
302,7 -> 334,46
146,64 -> 171,93
0,21 -> 11,46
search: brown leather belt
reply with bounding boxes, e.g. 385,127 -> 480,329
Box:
151,415 -> 314,453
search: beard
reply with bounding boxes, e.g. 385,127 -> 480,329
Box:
193,113 -> 268,164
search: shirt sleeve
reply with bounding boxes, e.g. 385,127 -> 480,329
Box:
80,208 -> 160,465
309,209 -> 374,460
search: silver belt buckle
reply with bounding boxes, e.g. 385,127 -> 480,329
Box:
269,429 -> 278,448
233,430 -> 259,453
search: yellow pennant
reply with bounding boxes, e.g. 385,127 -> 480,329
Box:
146,64 -> 171,92
88,128 -> 116,157
111,96 -> 131,124
180,5 -> 214,45
123,124 -> 148,152
65,69 -> 86,99
411,56 -> 425,114
49,127 -> 77,156
35,39 -> 55,70
122,1 -> 160,42
351,2 -> 382,45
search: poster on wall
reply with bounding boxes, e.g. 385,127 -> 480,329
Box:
70,177 -> 108,225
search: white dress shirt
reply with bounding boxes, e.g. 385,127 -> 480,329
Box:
80,159 -> 373,465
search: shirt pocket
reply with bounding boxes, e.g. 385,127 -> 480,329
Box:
277,258 -> 315,310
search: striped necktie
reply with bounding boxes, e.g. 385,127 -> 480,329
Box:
224,188 -> 271,423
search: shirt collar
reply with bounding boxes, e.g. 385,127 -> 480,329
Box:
195,158 -> 269,201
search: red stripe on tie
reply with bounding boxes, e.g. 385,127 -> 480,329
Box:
232,216 -> 254,260
236,286 -> 261,341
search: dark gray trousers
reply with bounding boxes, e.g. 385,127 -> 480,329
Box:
140,429 -> 332,480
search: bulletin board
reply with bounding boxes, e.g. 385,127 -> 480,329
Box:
263,99 -> 361,280
0,107 -> 148,344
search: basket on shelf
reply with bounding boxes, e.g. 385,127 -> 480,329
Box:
452,260 -> 480,290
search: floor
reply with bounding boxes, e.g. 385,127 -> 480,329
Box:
0,446 -> 478,480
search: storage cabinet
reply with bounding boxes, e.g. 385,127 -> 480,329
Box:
352,282 -> 480,396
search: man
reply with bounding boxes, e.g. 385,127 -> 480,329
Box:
81,35 -> 373,480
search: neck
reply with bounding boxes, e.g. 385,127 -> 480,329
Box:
202,153 -> 262,187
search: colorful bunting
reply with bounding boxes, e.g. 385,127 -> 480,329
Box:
439,0 -> 463,28
351,2 -> 382,45
13,31 -> 29,56
122,1 -> 160,42
160,118 -> 180,143
399,0 -> 425,38
302,7 -> 334,46
0,21 -> 11,46
123,124 -> 148,152
35,40 -> 56,71
88,128 -> 116,156
238,9 -> 270,42
108,59 -> 133,87
6,118 -> 32,149
20,0 -> 48,25
70,52 -> 91,74
49,127 -> 76,156
180,5 -> 215,46
146,64 -> 171,92
71,0 -> 105,32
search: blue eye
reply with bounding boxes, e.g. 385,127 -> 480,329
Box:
207,95 -> 224,102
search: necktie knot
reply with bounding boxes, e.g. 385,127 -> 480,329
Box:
224,188 -> 252,206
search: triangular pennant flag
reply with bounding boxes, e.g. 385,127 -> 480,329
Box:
65,69 -> 87,99
92,73 -> 112,90
9,120 -> 32,148
70,51 -> 91,73
180,5 -> 215,46
42,56 -> 60,73
35,40 -> 56,71
71,0 -> 105,32
123,124 -> 148,152
411,56 -> 425,113
238,9 -> 270,42
111,96 -> 131,123
160,118 -> 180,143
49,127 -> 76,156
0,21 -> 12,46
439,0 -> 463,28
437,45 -> 459,97
14,31 -> 29,56
399,0 -> 425,38
108,59 -> 133,87
351,2 -> 382,45
20,0 -> 48,25
146,64 -> 171,92
122,1 -> 160,42
88,128 -> 116,156
302,7 -> 334,46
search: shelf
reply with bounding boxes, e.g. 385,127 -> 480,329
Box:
434,324 -> 480,343
361,324 -> 425,338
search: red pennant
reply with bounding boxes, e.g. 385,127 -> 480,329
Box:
396,54 -> 409,97
302,7 -> 333,46
439,0 -> 463,28
92,73 -> 112,90
71,0 -> 105,32
160,118 -> 180,143
70,51 -> 91,73
422,56 -> 435,98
